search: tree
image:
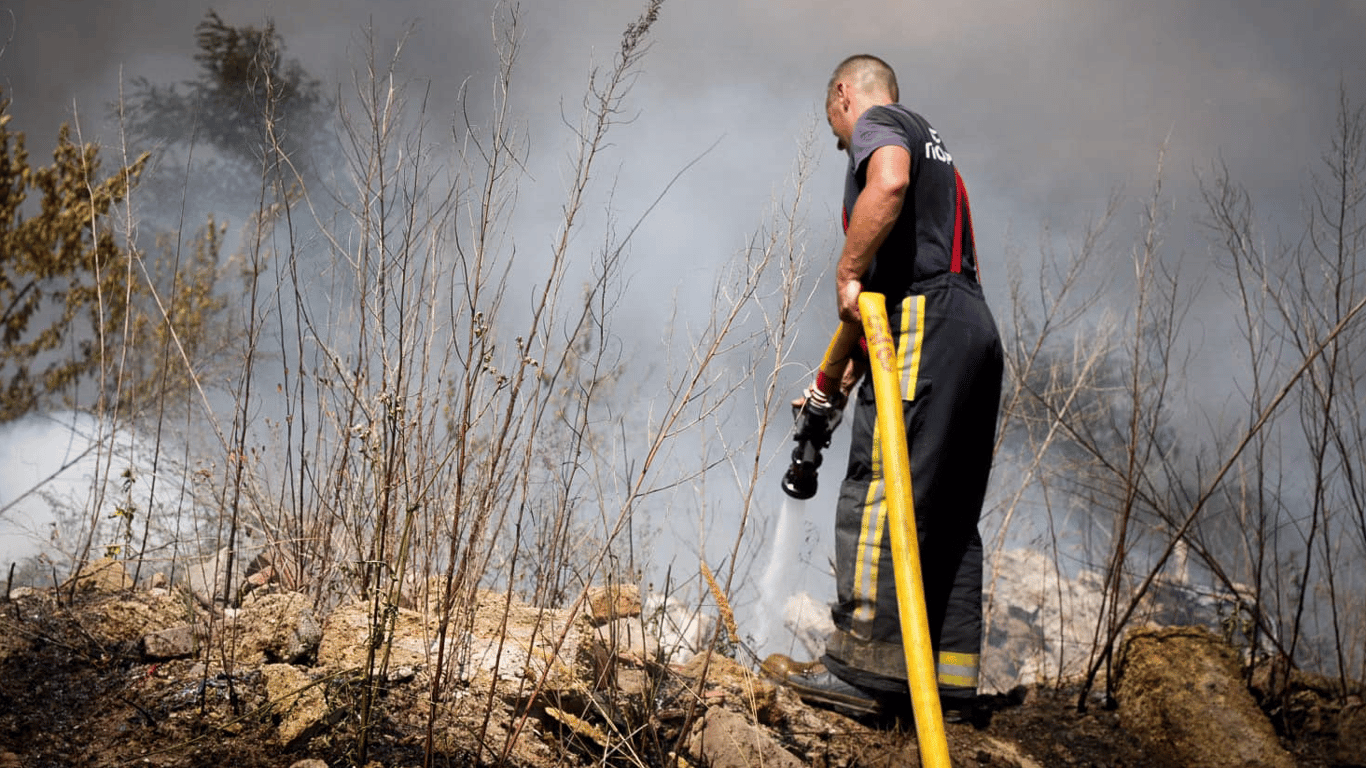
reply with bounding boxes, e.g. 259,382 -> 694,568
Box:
1,90 -> 233,424
0,92 -> 149,421
1201,87 -> 1366,698
126,11 -> 327,166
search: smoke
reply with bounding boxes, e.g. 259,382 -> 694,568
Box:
2,0 -> 1364,679
0,412 -> 196,585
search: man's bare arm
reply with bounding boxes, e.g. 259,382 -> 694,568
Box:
836,144 -> 910,322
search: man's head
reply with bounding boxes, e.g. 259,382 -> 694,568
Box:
825,55 -> 899,152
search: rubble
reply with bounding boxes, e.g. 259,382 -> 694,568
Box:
0,572 -> 1361,767
585,583 -> 641,623
142,623 -> 201,659
261,662 -> 330,747
64,556 -> 133,593
232,591 -> 322,665
688,707 -> 804,768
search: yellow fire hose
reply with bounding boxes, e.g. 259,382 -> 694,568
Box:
858,292 -> 952,768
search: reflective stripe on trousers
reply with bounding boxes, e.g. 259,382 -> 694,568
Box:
826,279 -> 1002,696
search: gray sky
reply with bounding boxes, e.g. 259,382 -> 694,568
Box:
2,0 -> 1364,623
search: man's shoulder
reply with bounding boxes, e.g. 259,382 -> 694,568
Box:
864,103 -> 925,125
851,105 -> 923,167
856,104 -> 930,141
859,104 -> 901,127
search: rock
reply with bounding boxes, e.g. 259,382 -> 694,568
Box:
244,564 -> 275,590
245,548 -> 305,593
262,663 -> 329,747
687,708 -> 804,768
674,653 -> 778,719
587,617 -> 659,691
586,584 -> 641,623
318,599 -> 433,671
183,546 -> 263,607
233,592 -> 322,665
142,624 -> 201,659
184,548 -> 233,607
595,618 -> 658,664
1116,626 -> 1296,768
614,667 -> 652,696
83,590 -> 194,648
437,590 -> 596,697
64,557 -> 132,593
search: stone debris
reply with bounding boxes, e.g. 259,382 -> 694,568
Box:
687,707 -> 804,768
232,591 -> 322,665
594,617 -> 658,664
262,663 -> 330,747
317,598 -> 433,671
183,546 -> 264,608
64,557 -> 133,593
5,568 -> 1361,768
81,588 -> 196,649
674,653 -> 780,719
585,583 -> 641,623
438,592 -> 595,697
244,548 -> 298,592
142,623 -> 201,659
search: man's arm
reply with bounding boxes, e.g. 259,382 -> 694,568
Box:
836,144 -> 910,322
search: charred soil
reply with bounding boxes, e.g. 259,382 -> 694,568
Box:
0,584 -> 1360,768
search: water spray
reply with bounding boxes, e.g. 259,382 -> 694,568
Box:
755,494 -> 804,650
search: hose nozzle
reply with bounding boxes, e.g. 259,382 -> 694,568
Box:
781,388 -> 844,499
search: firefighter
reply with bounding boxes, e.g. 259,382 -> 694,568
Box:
772,54 -> 1004,722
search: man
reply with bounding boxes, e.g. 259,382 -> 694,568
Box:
775,55 -> 1004,721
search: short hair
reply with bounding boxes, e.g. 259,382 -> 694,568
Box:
827,54 -> 899,104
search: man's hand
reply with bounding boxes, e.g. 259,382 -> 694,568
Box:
841,356 -> 866,396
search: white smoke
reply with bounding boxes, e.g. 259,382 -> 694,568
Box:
0,411 -> 195,585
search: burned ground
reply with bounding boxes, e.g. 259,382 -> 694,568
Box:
0,573 -> 1360,768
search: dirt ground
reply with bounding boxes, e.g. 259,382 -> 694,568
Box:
0,585 -> 1358,768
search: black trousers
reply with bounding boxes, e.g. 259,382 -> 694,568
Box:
823,273 -> 1003,701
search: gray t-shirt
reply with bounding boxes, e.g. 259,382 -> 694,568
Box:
843,104 -> 977,295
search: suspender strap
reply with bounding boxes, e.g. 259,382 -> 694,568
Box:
951,168 -> 971,276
